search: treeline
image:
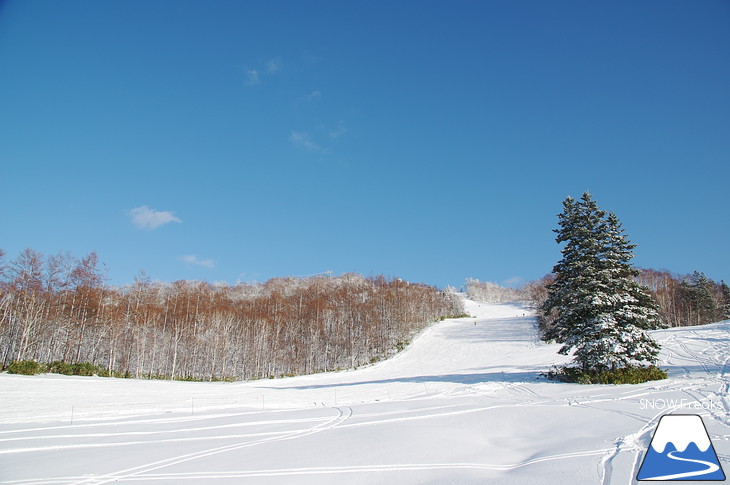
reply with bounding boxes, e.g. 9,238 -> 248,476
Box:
635,269 -> 729,328
0,248 -> 463,381
465,278 -> 525,303
467,271 -> 729,329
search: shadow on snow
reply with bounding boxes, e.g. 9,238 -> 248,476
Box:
258,368 -> 550,390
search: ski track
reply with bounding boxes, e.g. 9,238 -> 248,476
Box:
63,406 -> 354,485
1,298 -> 728,484
0,452 -> 615,485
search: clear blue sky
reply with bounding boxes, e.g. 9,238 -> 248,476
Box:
1,1 -> 728,289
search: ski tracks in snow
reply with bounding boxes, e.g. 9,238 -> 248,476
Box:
1,407 -> 353,485
1,303 -> 728,484
86,405 -> 352,484
46,450 -> 614,483
0,401 -> 615,485
611,323 -> 730,483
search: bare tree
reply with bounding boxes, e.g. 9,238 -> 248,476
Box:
0,248 -> 459,381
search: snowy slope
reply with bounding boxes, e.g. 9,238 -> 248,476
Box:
0,298 -> 728,484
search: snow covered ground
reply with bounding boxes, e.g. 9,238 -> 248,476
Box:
0,298 -> 728,484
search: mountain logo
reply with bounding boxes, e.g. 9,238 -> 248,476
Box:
637,414 -> 726,481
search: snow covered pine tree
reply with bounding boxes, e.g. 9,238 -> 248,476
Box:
542,192 -> 664,373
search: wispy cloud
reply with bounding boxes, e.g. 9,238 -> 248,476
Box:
502,276 -> 524,287
244,58 -> 281,86
266,58 -> 282,74
244,68 -> 260,86
329,120 -> 347,139
181,254 -> 215,269
303,90 -> 321,103
294,90 -> 322,108
129,206 -> 181,230
289,130 -> 323,152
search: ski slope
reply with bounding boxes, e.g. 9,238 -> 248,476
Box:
0,298 -> 728,484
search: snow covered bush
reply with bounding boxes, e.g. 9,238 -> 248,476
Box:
545,365 -> 667,385
6,360 -> 45,375
47,361 -> 106,376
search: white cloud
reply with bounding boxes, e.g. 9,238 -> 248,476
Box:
502,276 -> 524,287
244,68 -> 260,86
329,120 -> 347,139
266,58 -> 282,74
295,91 -> 322,108
244,59 -> 281,86
129,206 -> 181,230
289,130 -> 322,152
181,254 -> 215,269
303,90 -> 321,103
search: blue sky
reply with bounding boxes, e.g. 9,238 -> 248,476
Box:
1,1 -> 728,288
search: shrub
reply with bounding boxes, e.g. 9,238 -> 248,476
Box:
174,375 -> 199,382
49,361 -> 75,375
210,375 -> 236,382
5,360 -> 127,378
545,365 -> 667,385
108,370 -> 132,379
6,360 -> 46,375
73,362 -> 104,376
48,361 -> 106,376
438,314 -> 472,321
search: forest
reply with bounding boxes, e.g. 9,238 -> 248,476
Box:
2,247 -> 727,381
0,248 -> 463,381
468,270 -> 730,333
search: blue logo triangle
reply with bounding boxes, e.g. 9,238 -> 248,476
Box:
637,414 -> 726,481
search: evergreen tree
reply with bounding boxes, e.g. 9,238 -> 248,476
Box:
542,192 -> 663,372
680,271 -> 718,325
720,281 -> 730,320
542,193 -> 605,343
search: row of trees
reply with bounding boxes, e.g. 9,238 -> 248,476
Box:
464,279 -> 526,303
0,248 -> 463,380
636,269 -> 730,327
525,270 -> 730,330
465,277 -> 556,309
466,270 -> 729,331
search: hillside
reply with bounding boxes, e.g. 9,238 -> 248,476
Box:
0,297 -> 728,484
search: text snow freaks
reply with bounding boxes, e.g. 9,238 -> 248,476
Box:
639,399 -> 722,411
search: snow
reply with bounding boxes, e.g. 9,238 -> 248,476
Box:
650,415 -> 711,453
0,297 -> 728,484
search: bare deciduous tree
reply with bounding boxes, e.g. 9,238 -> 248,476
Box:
0,249 -> 462,381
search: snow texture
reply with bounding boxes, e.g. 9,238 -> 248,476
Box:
0,297 -> 728,484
